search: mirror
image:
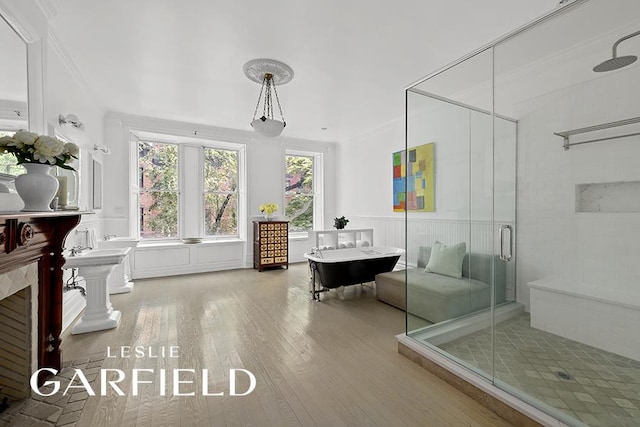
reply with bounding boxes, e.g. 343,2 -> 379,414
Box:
0,14 -> 28,178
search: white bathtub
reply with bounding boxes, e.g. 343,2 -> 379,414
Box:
529,279 -> 640,361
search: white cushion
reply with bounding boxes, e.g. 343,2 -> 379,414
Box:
426,241 -> 466,279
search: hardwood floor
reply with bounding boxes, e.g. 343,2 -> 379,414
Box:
63,263 -> 512,427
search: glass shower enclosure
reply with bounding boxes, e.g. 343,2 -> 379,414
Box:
403,1 -> 640,426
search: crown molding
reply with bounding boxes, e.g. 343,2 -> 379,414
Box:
35,0 -> 56,20
0,0 -> 41,43
105,111 -> 336,149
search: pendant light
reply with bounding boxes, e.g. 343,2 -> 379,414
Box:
243,59 -> 294,137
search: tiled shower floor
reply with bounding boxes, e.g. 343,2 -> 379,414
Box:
437,313 -> 640,427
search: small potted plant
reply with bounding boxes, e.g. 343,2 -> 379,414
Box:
333,216 -> 349,230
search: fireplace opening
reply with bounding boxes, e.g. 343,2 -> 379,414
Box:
0,263 -> 38,408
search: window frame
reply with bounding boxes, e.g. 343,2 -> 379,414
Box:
130,131 -> 246,243
136,139 -> 181,241
202,145 -> 241,239
284,148 -> 324,236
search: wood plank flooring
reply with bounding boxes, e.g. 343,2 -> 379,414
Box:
63,263 -> 512,427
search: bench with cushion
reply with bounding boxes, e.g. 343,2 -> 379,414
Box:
375,246 -> 506,323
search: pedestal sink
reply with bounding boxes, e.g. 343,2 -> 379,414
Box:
98,237 -> 138,294
63,247 -> 131,334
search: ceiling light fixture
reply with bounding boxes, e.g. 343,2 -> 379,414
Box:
243,59 -> 294,138
58,114 -> 84,130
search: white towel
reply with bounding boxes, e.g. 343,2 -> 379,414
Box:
87,228 -> 98,249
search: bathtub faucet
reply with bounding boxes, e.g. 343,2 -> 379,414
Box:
311,247 -> 323,258
103,234 -> 117,241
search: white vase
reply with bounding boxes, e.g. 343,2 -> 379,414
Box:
15,163 -> 59,212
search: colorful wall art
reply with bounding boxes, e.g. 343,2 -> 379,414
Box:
393,142 -> 434,212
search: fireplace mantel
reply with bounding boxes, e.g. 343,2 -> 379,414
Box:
0,211 -> 89,380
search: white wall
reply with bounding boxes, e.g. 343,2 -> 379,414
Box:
45,35 -> 105,248
515,68 -> 640,309
101,113 -> 337,276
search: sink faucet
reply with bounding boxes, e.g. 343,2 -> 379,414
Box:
70,246 -> 91,256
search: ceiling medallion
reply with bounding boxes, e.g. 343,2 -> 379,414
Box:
243,59 -> 294,138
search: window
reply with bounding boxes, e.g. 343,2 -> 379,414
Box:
204,147 -> 239,236
132,132 -> 245,241
137,141 -> 179,239
0,130 -> 25,176
285,151 -> 323,233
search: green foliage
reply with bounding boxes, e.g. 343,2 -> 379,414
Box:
285,155 -> 314,232
139,141 -> 178,238
0,153 -> 24,175
138,143 -> 240,239
333,216 -> 349,229
0,131 -> 25,175
204,148 -> 238,235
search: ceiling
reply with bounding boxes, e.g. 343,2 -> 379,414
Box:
48,0 -> 560,143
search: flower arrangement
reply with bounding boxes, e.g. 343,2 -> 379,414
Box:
259,203 -> 279,216
0,131 -> 79,170
333,216 -> 349,229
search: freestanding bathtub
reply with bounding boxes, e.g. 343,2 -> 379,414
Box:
304,247 -> 404,301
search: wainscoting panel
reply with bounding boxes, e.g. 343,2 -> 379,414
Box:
131,241 -> 245,279
196,242 -> 244,264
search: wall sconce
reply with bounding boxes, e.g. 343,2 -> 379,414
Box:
59,114 -> 85,130
93,144 -> 111,155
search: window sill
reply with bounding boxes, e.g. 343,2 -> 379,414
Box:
137,238 -> 244,248
289,234 -> 309,241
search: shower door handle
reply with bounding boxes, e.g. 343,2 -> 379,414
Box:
499,225 -> 513,262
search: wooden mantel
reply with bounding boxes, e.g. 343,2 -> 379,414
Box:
0,211 -> 88,378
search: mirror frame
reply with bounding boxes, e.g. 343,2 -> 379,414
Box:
92,157 -> 103,210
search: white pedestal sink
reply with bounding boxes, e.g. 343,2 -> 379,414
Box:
98,237 -> 139,294
63,247 -> 131,334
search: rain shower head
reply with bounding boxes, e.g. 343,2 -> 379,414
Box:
594,29 -> 640,72
593,55 -> 637,72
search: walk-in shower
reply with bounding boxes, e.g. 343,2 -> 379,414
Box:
401,1 -> 640,426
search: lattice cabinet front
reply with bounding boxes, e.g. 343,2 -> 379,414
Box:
253,221 -> 288,271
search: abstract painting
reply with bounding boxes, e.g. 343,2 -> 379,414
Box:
393,142 -> 434,212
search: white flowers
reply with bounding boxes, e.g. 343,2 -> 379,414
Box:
64,142 -> 80,157
12,130 -> 38,148
34,136 -> 66,164
0,131 -> 79,170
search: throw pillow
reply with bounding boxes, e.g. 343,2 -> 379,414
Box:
426,241 -> 466,278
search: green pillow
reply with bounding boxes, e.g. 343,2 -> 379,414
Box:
425,241 -> 466,278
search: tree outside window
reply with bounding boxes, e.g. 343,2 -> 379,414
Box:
0,130 -> 25,175
138,141 -> 178,239
285,155 -> 314,232
204,147 -> 238,236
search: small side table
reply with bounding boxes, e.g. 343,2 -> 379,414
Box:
253,221 -> 288,271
